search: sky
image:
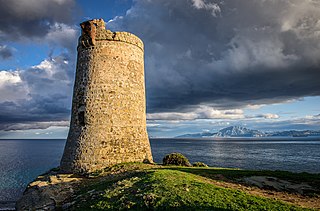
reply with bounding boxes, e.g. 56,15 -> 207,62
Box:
0,0 -> 319,139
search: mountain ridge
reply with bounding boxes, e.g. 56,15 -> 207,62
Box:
176,126 -> 320,138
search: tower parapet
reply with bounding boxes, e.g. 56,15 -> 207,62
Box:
60,19 -> 153,174
79,19 -> 143,50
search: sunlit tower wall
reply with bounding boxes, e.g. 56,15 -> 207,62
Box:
60,19 -> 153,174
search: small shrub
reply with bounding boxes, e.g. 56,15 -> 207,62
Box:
162,153 -> 192,167
192,162 -> 208,167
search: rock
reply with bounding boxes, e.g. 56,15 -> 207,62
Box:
16,170 -> 82,210
242,176 -> 316,194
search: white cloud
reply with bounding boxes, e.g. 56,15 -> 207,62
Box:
23,55 -> 73,97
147,112 -> 198,121
0,71 -> 29,102
197,106 -> 244,119
0,54 -> 73,131
146,123 -> 161,127
305,114 -> 320,120
262,113 -> 280,119
147,106 -> 244,120
191,0 -> 221,17
147,105 -> 282,121
33,60 -> 55,76
0,71 -> 21,85
246,104 -> 264,110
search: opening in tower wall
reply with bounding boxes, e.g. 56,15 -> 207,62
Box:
78,111 -> 85,126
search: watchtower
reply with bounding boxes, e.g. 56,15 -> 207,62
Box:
60,19 -> 153,174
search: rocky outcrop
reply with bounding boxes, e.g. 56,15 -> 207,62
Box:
16,163 -> 156,210
16,169 -> 82,210
242,176 -> 317,195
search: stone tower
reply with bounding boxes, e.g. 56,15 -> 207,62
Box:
60,19 -> 153,174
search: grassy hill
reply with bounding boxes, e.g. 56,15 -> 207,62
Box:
17,162 -> 320,210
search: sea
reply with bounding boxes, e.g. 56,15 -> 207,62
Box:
1,137 -> 320,210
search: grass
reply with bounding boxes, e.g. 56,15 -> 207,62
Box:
67,163 -> 314,210
168,166 -> 320,191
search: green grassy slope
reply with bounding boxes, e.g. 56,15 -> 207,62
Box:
67,163 -> 314,210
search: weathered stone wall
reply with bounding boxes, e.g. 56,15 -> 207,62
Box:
60,19 -> 153,174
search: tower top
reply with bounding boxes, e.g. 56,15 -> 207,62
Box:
79,18 -> 143,50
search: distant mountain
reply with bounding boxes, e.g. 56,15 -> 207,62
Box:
175,126 -> 320,138
176,131 -> 216,138
215,126 -> 265,137
268,130 -> 320,137
176,126 -> 264,138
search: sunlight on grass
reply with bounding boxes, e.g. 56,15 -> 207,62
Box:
73,166 -> 309,210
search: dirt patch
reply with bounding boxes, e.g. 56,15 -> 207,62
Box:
202,176 -> 320,209
242,176 -> 316,195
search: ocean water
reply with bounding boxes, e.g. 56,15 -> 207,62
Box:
0,139 -> 66,210
1,138 -> 320,209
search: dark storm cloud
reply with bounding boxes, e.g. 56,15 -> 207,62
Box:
108,0 -> 320,113
0,0 -> 76,41
0,97 -> 69,129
